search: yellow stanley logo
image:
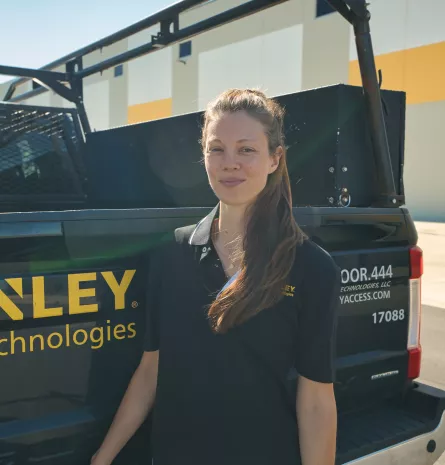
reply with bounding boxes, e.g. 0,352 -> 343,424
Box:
0,270 -> 136,321
282,284 -> 295,297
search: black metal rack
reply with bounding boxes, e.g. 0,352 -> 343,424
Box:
0,0 -> 401,207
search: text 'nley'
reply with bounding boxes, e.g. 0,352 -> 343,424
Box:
0,270 -> 136,321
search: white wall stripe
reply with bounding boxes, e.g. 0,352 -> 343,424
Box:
198,24 -> 303,109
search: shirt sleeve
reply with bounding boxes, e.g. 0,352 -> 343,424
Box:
294,243 -> 341,383
143,245 -> 165,352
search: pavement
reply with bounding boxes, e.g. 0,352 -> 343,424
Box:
414,222 -> 445,465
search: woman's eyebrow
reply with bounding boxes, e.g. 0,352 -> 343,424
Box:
207,137 -> 257,143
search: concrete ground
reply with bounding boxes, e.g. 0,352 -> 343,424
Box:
414,222 -> 445,465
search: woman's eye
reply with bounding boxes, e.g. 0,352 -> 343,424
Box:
208,147 -> 223,153
240,147 -> 255,153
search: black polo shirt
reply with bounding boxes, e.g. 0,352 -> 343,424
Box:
144,204 -> 341,465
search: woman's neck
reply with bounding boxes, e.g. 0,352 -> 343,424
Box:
216,202 -> 247,248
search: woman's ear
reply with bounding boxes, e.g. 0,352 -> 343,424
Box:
269,146 -> 283,174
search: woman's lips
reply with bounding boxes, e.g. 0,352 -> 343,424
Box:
219,179 -> 245,187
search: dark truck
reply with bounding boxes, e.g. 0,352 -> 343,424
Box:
0,1 -> 444,464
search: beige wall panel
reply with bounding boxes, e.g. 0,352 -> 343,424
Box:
404,100 -> 445,221
172,43 -> 199,115
262,25 -> 303,97
349,0 -> 407,60
127,49 -> 172,105
49,64 -> 66,108
127,26 -> 172,108
302,11 -> 350,90
197,24 -> 303,110
61,97 -> 76,109
24,92 -> 52,107
46,64 -> 76,109
173,0 -> 304,114
186,0 -> 303,46
83,81 -> 110,131
198,36 -> 262,109
173,13 -> 263,114
0,82 -> 11,100
108,40 -> 129,128
80,39 -> 129,128
128,25 -> 160,50
180,0 -> 251,28
15,80 -> 33,98
198,37 -> 264,109
82,38 -> 128,85
110,67 -> 129,128
181,0 -> 303,29
406,0 -> 445,49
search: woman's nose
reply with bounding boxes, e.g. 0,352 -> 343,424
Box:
221,151 -> 240,170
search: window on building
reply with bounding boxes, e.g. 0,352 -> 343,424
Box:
316,0 -> 335,18
179,41 -> 192,59
114,64 -> 124,78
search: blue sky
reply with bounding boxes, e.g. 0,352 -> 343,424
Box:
0,0 -> 174,83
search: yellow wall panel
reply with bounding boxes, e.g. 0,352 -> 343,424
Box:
349,52 -> 405,93
405,42 -> 445,104
348,41 -> 445,105
128,98 -> 172,124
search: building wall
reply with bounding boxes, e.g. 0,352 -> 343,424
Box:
127,26 -> 173,124
346,0 -> 445,221
1,0 -> 444,220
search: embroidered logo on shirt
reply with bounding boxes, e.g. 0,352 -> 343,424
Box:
282,284 -> 295,297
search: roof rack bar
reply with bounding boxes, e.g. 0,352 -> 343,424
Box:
3,0 -> 208,96
77,0 -> 288,79
2,0 -> 288,102
327,0 -> 398,206
0,66 -> 67,83
1,0 -> 288,136
325,0 -> 354,23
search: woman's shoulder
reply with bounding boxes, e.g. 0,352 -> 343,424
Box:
146,224 -> 192,255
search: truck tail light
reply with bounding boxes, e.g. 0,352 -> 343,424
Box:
408,246 -> 423,379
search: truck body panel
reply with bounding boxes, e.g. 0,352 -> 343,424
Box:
0,207 -> 444,464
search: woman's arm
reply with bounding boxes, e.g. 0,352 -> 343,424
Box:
91,350 -> 159,465
296,375 -> 337,465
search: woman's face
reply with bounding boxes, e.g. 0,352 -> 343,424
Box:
204,111 -> 281,207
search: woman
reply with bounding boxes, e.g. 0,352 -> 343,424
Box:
92,89 -> 341,465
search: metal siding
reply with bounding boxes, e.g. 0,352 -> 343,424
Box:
23,91 -> 52,107
349,0 -> 408,60
406,0 -> 445,49
404,100 -> 445,221
302,10 -> 350,90
127,27 -> 172,106
349,41 -> 445,104
198,36 -> 263,109
197,25 -> 303,109
84,81 -> 110,131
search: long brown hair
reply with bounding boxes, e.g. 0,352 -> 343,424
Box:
202,89 -> 306,334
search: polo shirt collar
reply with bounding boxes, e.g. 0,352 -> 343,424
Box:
188,203 -> 220,247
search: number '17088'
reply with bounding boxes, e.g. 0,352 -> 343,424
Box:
373,309 -> 405,324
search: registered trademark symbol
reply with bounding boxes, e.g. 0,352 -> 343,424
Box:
132,301 -> 139,308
